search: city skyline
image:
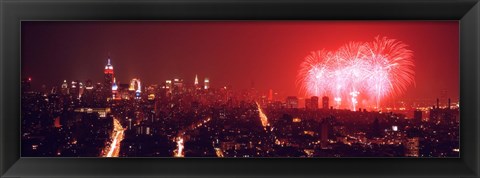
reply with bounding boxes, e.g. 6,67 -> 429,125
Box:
22,21 -> 459,100
28,56 -> 459,111
21,21 -> 459,158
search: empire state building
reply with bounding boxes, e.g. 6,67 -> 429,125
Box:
104,57 -> 114,101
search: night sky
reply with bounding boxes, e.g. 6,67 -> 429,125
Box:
22,21 -> 459,100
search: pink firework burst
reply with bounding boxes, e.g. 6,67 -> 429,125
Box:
297,36 -> 415,110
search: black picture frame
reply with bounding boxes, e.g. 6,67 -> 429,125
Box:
1,0 -> 479,177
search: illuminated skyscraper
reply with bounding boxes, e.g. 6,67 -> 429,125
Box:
78,82 -> 84,98
129,78 -> 142,99
165,80 -> 173,94
104,57 -> 114,101
194,74 -> 199,88
70,80 -> 79,98
112,78 -> 118,100
173,78 -> 184,90
204,78 -> 210,90
61,79 -> 68,95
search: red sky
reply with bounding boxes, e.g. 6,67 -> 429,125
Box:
22,21 -> 459,101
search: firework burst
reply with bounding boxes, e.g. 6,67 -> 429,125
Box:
297,36 -> 415,110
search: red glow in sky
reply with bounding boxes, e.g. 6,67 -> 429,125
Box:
22,21 -> 459,101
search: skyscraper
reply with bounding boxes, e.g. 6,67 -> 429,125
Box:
311,96 -> 319,109
78,82 -> 84,98
305,98 -> 311,109
173,78 -> 184,90
112,78 -> 118,100
322,96 -> 329,109
194,74 -> 199,89
414,109 -> 422,121
165,80 -> 173,94
82,80 -> 94,106
61,79 -> 68,95
204,78 -> 210,90
268,89 -> 273,102
129,78 -> 142,99
448,98 -> 451,109
286,96 -> 298,109
104,57 -> 114,102
85,80 -> 93,90
70,80 -> 79,98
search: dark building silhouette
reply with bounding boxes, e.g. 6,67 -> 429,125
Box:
305,96 -> 319,110
286,96 -> 298,109
311,96 -> 319,110
305,98 -> 311,109
414,110 -> 422,121
322,96 -> 329,109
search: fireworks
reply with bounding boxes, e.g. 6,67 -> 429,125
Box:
297,36 -> 415,110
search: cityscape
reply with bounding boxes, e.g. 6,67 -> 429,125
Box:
21,57 -> 459,158
21,21 -> 459,157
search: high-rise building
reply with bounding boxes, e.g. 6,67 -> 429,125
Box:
85,80 -> 93,90
322,96 -> 329,109
204,78 -> 210,90
93,82 -> 105,106
61,79 -> 69,95
78,82 -> 84,98
146,84 -> 157,101
112,78 -> 119,100
437,98 -> 440,108
194,74 -> 199,89
268,89 -> 273,102
448,98 -> 451,109
118,83 -> 130,100
129,78 -> 142,99
165,80 -> 173,94
70,80 -> 79,98
82,80 -> 94,106
104,58 -> 114,101
311,96 -> 319,109
414,109 -> 422,121
173,78 -> 184,90
286,96 -> 298,109
305,98 -> 312,109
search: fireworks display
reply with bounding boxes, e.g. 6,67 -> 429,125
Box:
297,36 -> 415,110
